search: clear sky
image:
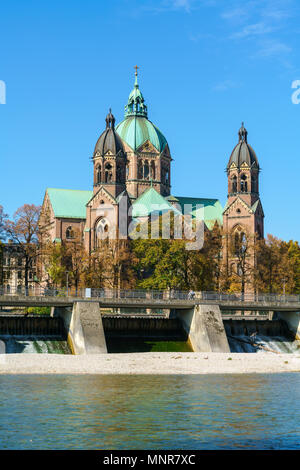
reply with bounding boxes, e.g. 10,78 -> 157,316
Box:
1,0 -> 299,241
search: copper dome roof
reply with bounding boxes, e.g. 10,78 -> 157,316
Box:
94,109 -> 124,157
227,123 -> 259,169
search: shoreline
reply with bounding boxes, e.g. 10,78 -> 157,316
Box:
0,352 -> 300,375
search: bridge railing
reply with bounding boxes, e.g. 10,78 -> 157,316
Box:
0,286 -> 299,304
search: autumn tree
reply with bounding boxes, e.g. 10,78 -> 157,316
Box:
4,204 -> 41,291
93,239 -> 137,289
64,233 -> 86,295
132,215 -> 222,291
43,242 -> 66,288
288,240 -> 300,294
255,235 -> 296,294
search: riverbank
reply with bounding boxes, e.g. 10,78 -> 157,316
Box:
0,352 -> 300,374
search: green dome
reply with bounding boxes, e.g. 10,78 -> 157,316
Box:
116,116 -> 167,152
116,70 -> 168,152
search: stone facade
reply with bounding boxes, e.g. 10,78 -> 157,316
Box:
222,123 -> 264,289
0,242 -> 37,293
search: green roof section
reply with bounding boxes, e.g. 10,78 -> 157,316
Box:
174,196 -> 223,230
47,188 -> 93,219
125,71 -> 148,118
116,116 -> 167,152
132,187 -> 181,218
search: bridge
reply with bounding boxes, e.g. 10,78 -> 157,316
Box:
0,288 -> 299,356
0,288 -> 299,312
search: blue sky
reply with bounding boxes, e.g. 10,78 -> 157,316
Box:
1,0 -> 299,241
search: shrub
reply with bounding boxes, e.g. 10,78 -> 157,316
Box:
26,306 -> 51,315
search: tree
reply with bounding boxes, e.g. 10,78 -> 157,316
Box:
64,234 -> 86,295
0,205 -> 8,241
43,242 -> 66,288
255,235 -> 295,294
288,240 -> 300,294
95,239 -> 137,289
4,204 -> 41,291
132,218 -> 222,291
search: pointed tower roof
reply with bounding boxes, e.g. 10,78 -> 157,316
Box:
94,109 -> 124,157
227,122 -> 259,170
125,65 -> 148,118
116,67 -> 168,152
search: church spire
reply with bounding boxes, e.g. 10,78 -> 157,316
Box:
124,66 -> 148,118
238,122 -> 248,143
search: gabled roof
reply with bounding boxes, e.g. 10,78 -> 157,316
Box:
223,196 -> 264,218
174,196 -> 223,230
46,188 -> 93,219
222,196 -> 252,216
131,187 -> 181,218
86,185 -> 117,206
251,199 -> 264,217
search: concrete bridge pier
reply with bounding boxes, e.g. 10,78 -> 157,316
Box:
277,311 -> 300,340
177,304 -> 230,352
52,301 -> 107,354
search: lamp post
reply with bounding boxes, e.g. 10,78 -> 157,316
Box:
282,278 -> 286,297
66,271 -> 69,297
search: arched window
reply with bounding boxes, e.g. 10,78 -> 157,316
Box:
165,169 -> 169,184
138,161 -> 143,179
96,165 -> 101,184
94,218 -> 110,247
232,175 -> 237,193
240,174 -> 248,192
6,285 -> 10,294
233,227 -> 247,256
144,160 -> 149,180
66,226 -> 74,239
151,161 -> 156,179
105,163 -> 113,183
251,176 -> 257,193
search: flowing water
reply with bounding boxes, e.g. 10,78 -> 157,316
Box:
0,374 -> 300,449
0,336 -> 70,354
224,319 -> 300,354
227,334 -> 300,353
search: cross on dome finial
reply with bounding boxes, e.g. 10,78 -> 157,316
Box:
238,121 -> 248,143
105,108 -> 115,129
125,67 -> 148,118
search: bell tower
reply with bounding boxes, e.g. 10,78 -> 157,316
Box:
222,124 -> 265,292
223,123 -> 264,240
92,109 -> 127,199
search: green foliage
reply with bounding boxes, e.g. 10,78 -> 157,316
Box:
132,231 -> 220,291
27,306 -> 51,315
45,243 -> 67,287
256,235 -> 300,294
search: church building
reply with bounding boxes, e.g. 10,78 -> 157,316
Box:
39,69 -> 264,275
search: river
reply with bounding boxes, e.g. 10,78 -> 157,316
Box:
0,373 -> 299,449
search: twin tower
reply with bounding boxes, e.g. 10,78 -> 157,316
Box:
91,70 -> 264,252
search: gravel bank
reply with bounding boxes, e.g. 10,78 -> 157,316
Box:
0,352 -> 300,374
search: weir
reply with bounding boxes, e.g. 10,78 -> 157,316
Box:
0,315 -> 65,336
224,319 -> 300,353
0,315 -> 69,354
0,295 -> 299,354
